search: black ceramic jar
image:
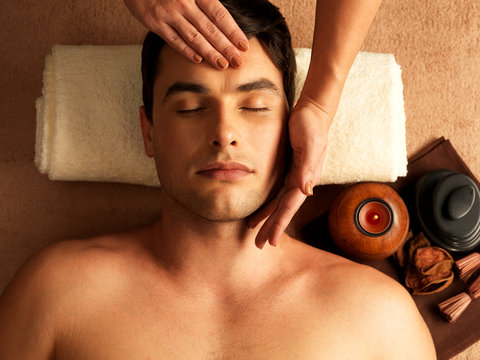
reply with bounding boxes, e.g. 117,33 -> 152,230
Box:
415,169 -> 480,252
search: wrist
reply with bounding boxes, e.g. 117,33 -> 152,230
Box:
298,70 -> 345,121
293,94 -> 335,131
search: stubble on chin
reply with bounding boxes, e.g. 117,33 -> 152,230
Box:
168,185 -> 269,223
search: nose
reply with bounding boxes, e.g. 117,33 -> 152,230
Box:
207,107 -> 241,149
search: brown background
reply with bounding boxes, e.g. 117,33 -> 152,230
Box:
1,0 -> 479,358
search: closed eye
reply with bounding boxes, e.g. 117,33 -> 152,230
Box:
240,107 -> 270,112
177,107 -> 206,114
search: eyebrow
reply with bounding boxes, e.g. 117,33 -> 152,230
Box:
236,79 -> 281,96
162,82 -> 209,103
162,78 -> 282,103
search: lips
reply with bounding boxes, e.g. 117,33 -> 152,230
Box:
197,161 -> 254,180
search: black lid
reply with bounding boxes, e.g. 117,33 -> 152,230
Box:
415,169 -> 480,252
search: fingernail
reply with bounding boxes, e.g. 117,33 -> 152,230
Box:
256,239 -> 266,250
216,57 -> 228,70
305,181 -> 314,196
230,54 -> 243,68
238,39 -> 249,52
193,54 -> 203,63
255,232 -> 267,249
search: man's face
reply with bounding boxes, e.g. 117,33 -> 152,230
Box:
141,39 -> 288,222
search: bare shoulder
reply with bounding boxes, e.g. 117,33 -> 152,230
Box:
4,226 -> 153,299
0,226 -> 152,359
350,265 -> 437,359
284,238 -> 437,359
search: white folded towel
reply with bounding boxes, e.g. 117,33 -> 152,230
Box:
35,45 -> 407,187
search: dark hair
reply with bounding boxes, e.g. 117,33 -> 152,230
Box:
141,0 -> 296,122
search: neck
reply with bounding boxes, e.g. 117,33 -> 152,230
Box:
148,194 -> 286,294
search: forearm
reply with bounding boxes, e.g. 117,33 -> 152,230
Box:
299,0 -> 383,127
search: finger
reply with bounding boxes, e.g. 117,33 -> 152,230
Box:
291,134 -> 327,196
155,21 -> 206,64
183,4 -> 245,69
166,17 -> 230,70
267,190 -> 307,247
247,188 -> 285,229
196,0 -> 249,52
255,188 -> 307,249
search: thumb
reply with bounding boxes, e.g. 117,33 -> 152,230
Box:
288,100 -> 331,197
292,136 -> 328,196
290,144 -> 315,196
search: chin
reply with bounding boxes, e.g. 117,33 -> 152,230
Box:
181,188 -> 268,223
192,199 -> 259,223
161,177 -> 279,223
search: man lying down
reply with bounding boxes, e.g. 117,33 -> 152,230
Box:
0,0 -> 436,358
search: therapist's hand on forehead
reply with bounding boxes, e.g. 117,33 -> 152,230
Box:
124,0 -> 382,249
123,0 -> 249,70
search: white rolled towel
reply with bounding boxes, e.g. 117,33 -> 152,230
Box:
35,45 -> 407,187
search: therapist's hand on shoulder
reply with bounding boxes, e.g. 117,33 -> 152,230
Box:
123,0 -> 249,70
249,98 -> 330,249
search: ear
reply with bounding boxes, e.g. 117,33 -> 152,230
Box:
139,106 -> 155,158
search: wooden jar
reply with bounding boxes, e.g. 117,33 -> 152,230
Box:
328,182 -> 410,261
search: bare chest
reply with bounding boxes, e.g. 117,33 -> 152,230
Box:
55,291 -> 369,360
